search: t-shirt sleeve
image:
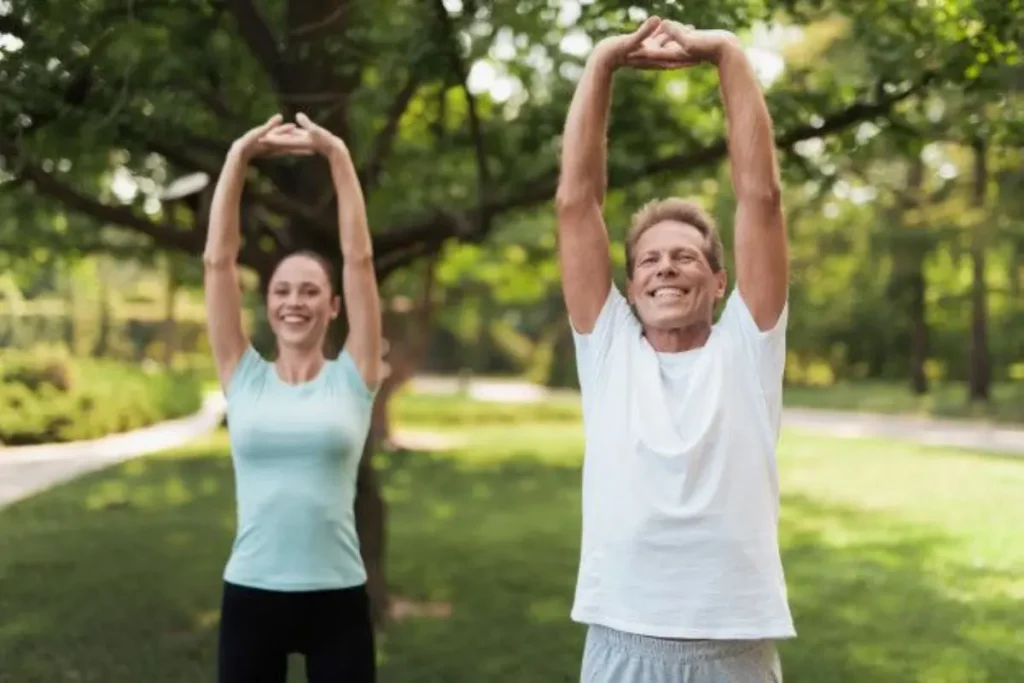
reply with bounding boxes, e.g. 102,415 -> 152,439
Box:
718,288 -> 788,399
570,284 -> 637,397
226,345 -> 268,400
332,350 -> 377,405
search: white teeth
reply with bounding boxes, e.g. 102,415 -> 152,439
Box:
282,315 -> 308,324
652,287 -> 684,298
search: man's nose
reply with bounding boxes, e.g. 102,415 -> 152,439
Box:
656,260 -> 679,277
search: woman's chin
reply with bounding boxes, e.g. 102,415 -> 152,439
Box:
275,328 -> 324,350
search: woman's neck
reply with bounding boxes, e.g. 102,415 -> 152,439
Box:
274,346 -> 326,384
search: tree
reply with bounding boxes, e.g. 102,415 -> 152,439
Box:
2,0 -> 1019,623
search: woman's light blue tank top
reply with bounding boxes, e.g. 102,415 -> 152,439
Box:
222,345 -> 375,591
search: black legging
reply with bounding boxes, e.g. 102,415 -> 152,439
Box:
217,581 -> 376,683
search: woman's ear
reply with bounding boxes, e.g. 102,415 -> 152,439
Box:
330,294 -> 341,319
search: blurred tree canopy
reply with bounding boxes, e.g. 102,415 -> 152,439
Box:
2,0 -> 1018,284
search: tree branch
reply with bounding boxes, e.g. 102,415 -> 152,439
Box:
375,237 -> 447,281
366,74 -> 934,277
433,0 -> 491,234
0,136 -> 203,254
0,15 -> 28,40
146,138 -> 326,227
224,0 -> 284,91
362,72 -> 421,192
288,4 -> 351,39
490,74 -> 932,216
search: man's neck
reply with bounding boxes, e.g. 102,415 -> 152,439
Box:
643,322 -> 712,353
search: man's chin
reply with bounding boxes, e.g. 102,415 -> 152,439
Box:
637,306 -> 691,329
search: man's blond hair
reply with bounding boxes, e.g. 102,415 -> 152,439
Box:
625,198 -> 724,276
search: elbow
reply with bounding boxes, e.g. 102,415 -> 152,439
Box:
738,179 -> 782,210
555,183 -> 598,218
343,252 -> 375,270
364,359 -> 386,390
203,252 -> 236,270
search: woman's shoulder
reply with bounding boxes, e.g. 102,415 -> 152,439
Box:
325,350 -> 377,403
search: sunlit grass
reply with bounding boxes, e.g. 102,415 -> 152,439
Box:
393,379 -> 1024,428
782,380 -> 1024,423
1,412 -> 1021,682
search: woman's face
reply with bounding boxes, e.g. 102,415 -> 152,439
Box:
266,255 -> 339,351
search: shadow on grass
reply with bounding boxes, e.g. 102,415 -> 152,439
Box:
378,450 -> 1024,683
0,443 -> 1021,683
777,494 -> 1023,683
0,448 -> 236,683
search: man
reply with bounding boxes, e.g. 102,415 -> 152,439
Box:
555,16 -> 794,683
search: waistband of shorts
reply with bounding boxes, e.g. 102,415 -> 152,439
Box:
588,624 -> 771,662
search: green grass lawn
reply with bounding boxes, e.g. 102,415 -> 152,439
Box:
396,378 -> 1024,425
782,380 -> 1024,424
1,409 -> 1022,682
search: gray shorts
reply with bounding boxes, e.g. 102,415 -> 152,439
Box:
580,625 -> 782,683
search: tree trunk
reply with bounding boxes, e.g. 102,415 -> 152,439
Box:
967,138 -> 991,402
907,267 -> 928,394
371,257 -> 439,446
354,439 -> 389,627
93,263 -> 111,358
163,256 -> 179,368
905,155 -> 928,395
1010,239 -> 1021,300
888,155 -> 929,394
62,260 -> 76,351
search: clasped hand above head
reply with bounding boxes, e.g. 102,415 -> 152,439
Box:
228,112 -> 351,162
595,16 -> 739,70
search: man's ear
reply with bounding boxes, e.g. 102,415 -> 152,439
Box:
625,277 -> 635,306
713,269 -> 728,300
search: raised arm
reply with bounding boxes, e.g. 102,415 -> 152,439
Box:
718,38 -> 788,330
296,113 -> 383,390
554,46 -> 614,333
555,17 -> 695,333
203,114 -> 284,390
662,23 -> 788,330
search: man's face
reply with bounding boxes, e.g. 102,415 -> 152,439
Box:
627,220 -> 726,330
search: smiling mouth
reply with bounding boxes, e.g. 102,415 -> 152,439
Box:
648,286 -> 691,300
280,313 -> 311,324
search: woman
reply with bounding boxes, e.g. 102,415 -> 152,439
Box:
203,112 -> 382,683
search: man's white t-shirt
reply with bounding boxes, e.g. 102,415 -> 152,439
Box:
569,284 -> 796,640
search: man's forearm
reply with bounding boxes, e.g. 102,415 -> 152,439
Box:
716,42 -> 781,203
556,51 -> 616,209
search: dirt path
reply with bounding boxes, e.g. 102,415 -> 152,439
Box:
410,376 -> 1024,456
0,393 -> 227,508
3,378 -> 1019,511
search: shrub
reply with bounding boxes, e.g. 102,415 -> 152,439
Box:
0,348 -> 203,446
